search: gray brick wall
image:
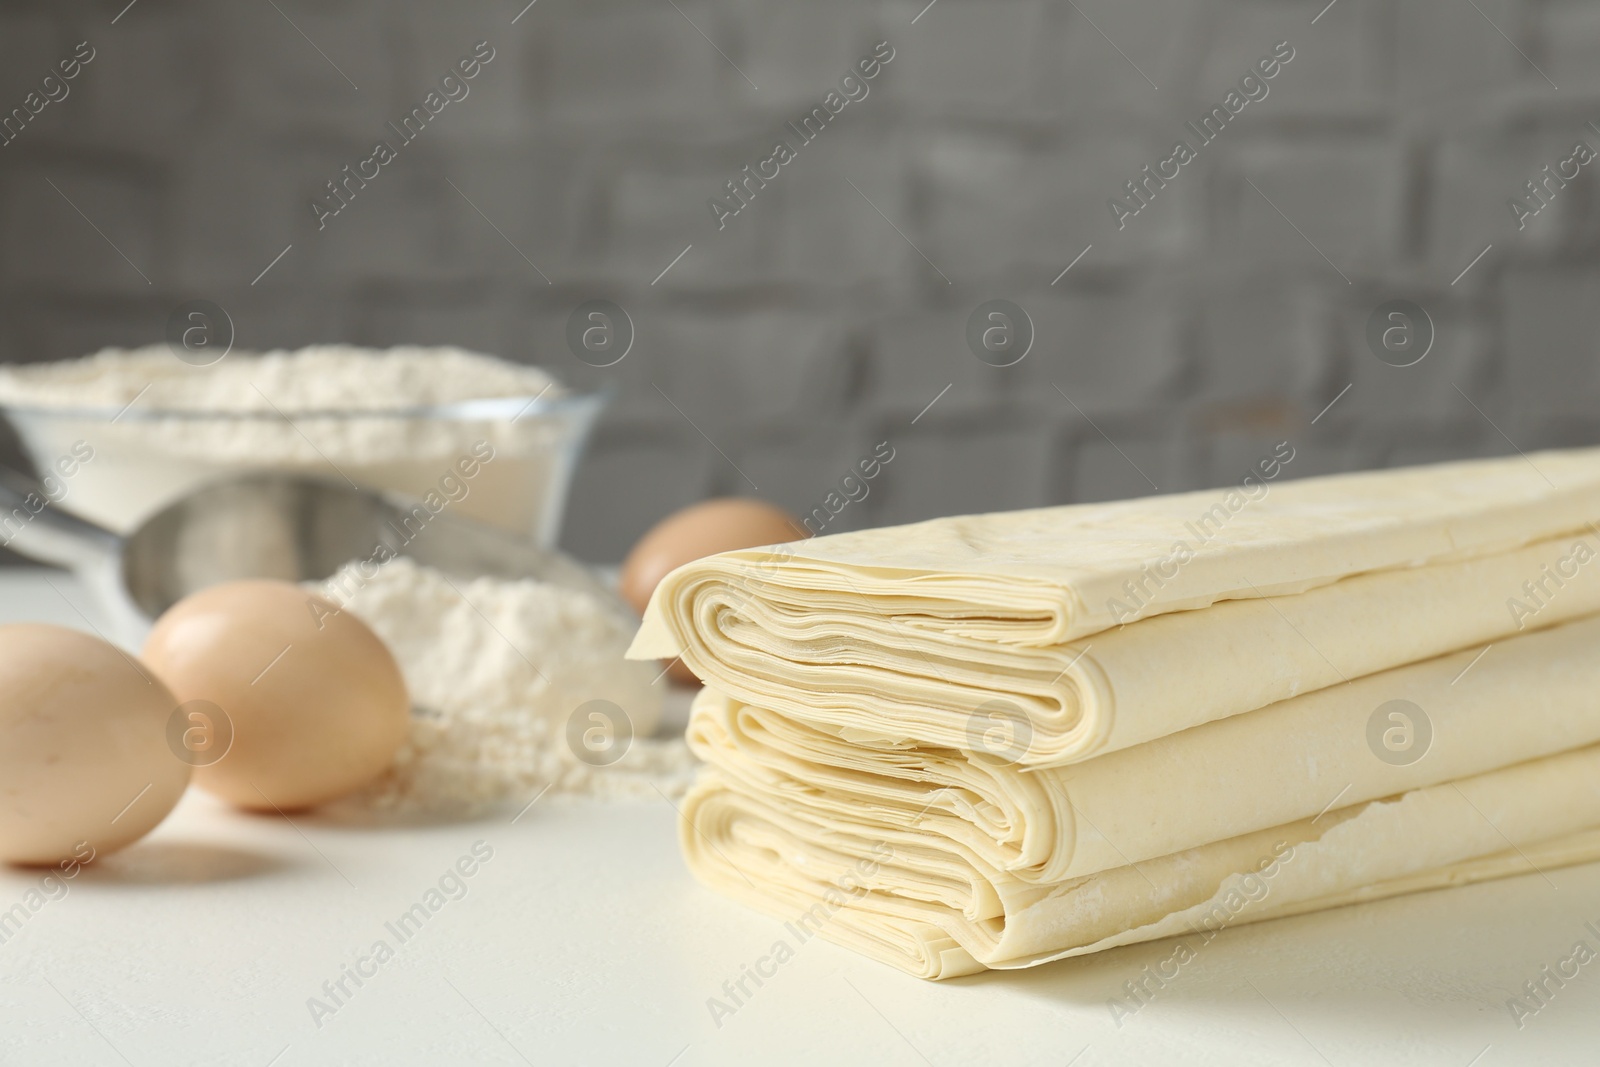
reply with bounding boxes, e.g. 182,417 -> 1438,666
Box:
0,0 -> 1595,562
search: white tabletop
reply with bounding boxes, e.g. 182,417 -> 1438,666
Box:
0,568 -> 1595,1067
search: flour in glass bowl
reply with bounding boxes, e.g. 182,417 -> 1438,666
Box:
0,345 -> 590,541
0,344 -> 564,413
317,558 -> 697,811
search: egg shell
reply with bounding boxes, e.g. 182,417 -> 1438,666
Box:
0,624 -> 190,865
142,580 -> 410,812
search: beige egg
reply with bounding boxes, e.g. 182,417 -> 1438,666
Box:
0,624 -> 190,866
620,498 -> 805,685
142,580 -> 410,812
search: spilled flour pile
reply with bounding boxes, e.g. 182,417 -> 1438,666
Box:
318,558 -> 696,811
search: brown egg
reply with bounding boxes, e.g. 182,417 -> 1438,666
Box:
142,580 -> 410,812
0,624 -> 190,865
621,497 -> 804,685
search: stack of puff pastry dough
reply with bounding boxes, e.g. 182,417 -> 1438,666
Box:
630,449 -> 1600,978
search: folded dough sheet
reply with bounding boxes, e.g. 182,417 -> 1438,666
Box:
687,612 -> 1600,882
634,450 -> 1600,977
681,740 -> 1600,978
633,448 -> 1600,766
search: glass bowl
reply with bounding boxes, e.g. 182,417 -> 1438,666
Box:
0,392 -> 607,548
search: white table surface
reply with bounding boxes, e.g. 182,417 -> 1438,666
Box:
1,568 -> 1596,1067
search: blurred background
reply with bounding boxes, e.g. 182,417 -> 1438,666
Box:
0,0 -> 1595,562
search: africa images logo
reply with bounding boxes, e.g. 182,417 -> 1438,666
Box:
707,41 -> 896,230
1108,40 -> 1295,231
